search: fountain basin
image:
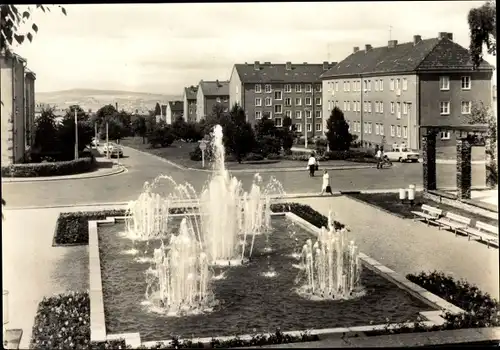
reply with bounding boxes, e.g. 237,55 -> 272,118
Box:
95,216 -> 437,342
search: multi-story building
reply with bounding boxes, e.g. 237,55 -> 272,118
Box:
182,85 -> 198,122
1,52 -> 35,164
196,80 -> 229,121
321,32 -> 493,150
166,101 -> 183,124
229,61 -> 336,136
24,69 -> 36,148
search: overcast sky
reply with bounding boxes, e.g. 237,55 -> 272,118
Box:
13,1 -> 496,94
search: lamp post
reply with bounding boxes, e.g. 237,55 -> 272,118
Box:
106,122 -> 110,159
3,290 -> 8,346
199,140 -> 207,168
74,108 -> 79,160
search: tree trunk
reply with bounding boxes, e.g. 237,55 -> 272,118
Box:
142,136 -> 145,144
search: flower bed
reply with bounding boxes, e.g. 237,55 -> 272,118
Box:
1,157 -> 96,177
53,203 -> 342,246
30,292 -> 318,349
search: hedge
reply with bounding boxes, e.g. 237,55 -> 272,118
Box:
53,203 -> 344,246
1,157 -> 96,178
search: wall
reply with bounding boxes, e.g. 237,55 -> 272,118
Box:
196,88 -> 205,122
419,71 -> 493,147
229,67 -> 243,109
1,56 -> 14,164
204,96 -> 229,118
182,91 -> 188,123
25,75 -> 36,147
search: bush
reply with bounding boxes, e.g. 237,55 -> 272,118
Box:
189,146 -> 214,162
244,152 -> 265,161
255,135 -> 281,157
1,157 -> 96,177
270,203 -> 345,231
266,153 -> 282,160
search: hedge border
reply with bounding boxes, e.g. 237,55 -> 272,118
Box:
1,157 -> 96,178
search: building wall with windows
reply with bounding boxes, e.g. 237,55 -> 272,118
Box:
195,80 -> 229,121
182,86 -> 198,122
25,70 -> 36,148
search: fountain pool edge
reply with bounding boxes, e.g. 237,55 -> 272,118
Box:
89,213 -> 465,348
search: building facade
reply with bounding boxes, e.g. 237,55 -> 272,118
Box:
166,100 -> 183,124
25,69 -> 36,148
196,80 -> 229,121
229,61 -> 335,137
183,86 -> 198,122
1,52 -> 28,165
321,32 -> 493,150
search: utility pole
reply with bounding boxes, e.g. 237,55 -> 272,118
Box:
304,108 -> 308,149
94,123 -> 98,148
74,108 -> 79,160
106,122 -> 109,159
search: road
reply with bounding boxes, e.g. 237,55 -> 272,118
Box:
1,146 -> 486,208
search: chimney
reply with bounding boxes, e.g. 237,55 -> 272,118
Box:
438,32 -> 448,40
388,40 -> 398,48
286,61 -> 292,70
353,46 -> 360,53
264,61 -> 271,64
254,61 -> 259,70
216,79 -> 219,87
303,62 -> 308,64
323,61 -> 329,70
413,35 -> 422,45
447,32 -> 453,41
365,44 -> 372,52
115,102 -> 118,110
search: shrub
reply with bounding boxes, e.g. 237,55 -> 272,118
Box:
266,153 -> 282,160
1,157 -> 96,178
270,203 -> 345,231
244,152 -> 265,161
254,135 -> 281,157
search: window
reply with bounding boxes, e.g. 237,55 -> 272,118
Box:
461,101 -> 471,114
295,110 -> 302,119
380,102 -> 384,113
403,126 -> 408,139
367,101 -> 372,113
353,122 -> 357,132
375,101 -> 379,113
265,84 -> 272,93
344,101 -> 347,110
346,81 -> 350,91
368,122 -> 372,134
305,97 -> 312,106
265,97 -> 272,106
284,84 -> 292,93
390,102 -> 395,114
315,123 -> 322,131
440,131 -> 451,140
255,98 -> 262,106
328,101 -> 332,110
295,123 -> 302,132
284,97 -> 292,106
315,97 -> 321,106
403,102 -> 408,114
440,101 -> 450,115
285,110 -> 292,118
275,117 -> 283,127
305,110 -> 312,119
439,76 -> 450,90
236,86 -> 239,94
307,123 -> 312,132
391,125 -> 395,137
461,76 -> 471,90
402,78 -> 408,91
396,102 -> 401,118
396,78 -> 400,90
255,111 -> 262,119
379,79 -> 384,91
363,102 -> 367,112
363,80 -> 368,91
295,97 -> 302,106
396,125 -> 401,137
367,80 -> 371,91
315,110 -> 321,118
315,84 -> 322,92
375,123 -> 380,135
305,84 -> 312,93
274,105 -> 282,114
295,84 -> 302,93
357,101 -> 361,111
216,97 -> 221,103
380,124 -> 384,135
390,79 -> 395,91
357,80 -> 361,91
335,81 -> 339,91
255,84 -> 262,93
375,80 -> 379,91
364,122 -> 368,134
353,101 -> 357,112
274,91 -> 282,100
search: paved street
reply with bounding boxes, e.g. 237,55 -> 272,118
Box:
2,146 -> 486,208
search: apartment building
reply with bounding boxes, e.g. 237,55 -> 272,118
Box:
182,85 -> 198,122
1,52 -> 36,165
229,61 -> 336,136
166,100 -> 183,124
196,80 -> 229,121
321,32 -> 493,150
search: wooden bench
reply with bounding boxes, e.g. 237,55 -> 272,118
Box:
435,212 -> 471,236
460,221 -> 499,248
411,204 -> 443,225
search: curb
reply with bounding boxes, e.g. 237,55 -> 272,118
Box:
4,202 -> 130,211
1,165 -> 126,183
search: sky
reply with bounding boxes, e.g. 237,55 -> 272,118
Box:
12,1 -> 496,95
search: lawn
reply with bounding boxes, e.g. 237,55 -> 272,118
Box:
347,191 -> 498,227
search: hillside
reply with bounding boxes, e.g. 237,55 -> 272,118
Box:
35,88 -> 182,114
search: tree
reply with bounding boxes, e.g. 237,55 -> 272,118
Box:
466,101 -> 497,142
100,117 -> 125,142
33,107 -> 59,154
281,116 -> 294,153
116,110 -> 132,136
325,107 -> 352,151
172,116 -> 188,140
93,104 -> 117,135
64,105 -> 88,121
57,116 -> 94,159
154,102 -> 162,116
468,1 -> 496,68
224,104 -> 255,163
148,121 -> 176,148
131,116 -> 148,144
254,113 -> 281,156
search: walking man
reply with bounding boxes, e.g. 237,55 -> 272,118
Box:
307,153 -> 317,177
376,147 -> 382,169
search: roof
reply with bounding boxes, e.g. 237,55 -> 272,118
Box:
184,85 -> 198,100
168,100 -> 183,112
161,104 -> 167,116
25,68 -> 36,79
235,62 -> 336,83
321,36 -> 493,79
199,80 -> 229,96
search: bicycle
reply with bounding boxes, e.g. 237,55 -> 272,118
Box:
379,157 -> 393,169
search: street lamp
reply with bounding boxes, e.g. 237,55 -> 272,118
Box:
199,140 -> 207,168
74,108 -> 79,160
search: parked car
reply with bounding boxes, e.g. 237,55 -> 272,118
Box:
384,147 -> 420,163
102,143 -> 123,158
91,138 -> 100,147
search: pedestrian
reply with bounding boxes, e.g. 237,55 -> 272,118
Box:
307,152 -> 317,177
376,147 -> 382,169
320,169 -> 333,195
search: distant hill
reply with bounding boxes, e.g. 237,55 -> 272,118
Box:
36,88 -> 182,114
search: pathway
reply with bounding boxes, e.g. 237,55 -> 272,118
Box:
294,196 -> 499,298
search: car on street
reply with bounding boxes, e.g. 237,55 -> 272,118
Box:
384,147 -> 420,163
102,143 -> 123,158
91,138 -> 100,147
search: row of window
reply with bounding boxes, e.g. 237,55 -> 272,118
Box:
255,96 -> 322,107
350,122 -> 408,139
439,76 -> 471,90
293,122 -> 322,132
255,84 -> 322,94
255,110 -> 322,119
